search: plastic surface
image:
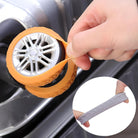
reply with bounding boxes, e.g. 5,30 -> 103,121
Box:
0,19 -> 25,87
0,19 -> 25,44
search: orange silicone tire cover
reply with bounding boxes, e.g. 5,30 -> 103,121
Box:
6,27 -> 77,98
7,27 -> 69,86
25,60 -> 77,98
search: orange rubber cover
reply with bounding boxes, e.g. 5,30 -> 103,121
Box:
26,59 -> 77,98
6,27 -> 77,98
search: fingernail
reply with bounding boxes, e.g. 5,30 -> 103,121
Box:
66,44 -> 77,66
66,43 -> 74,58
84,122 -> 90,127
124,99 -> 129,103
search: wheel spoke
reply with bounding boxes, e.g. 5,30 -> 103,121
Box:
29,59 -> 34,74
17,57 -> 28,69
39,34 -> 45,46
42,48 -> 55,54
35,59 -> 39,73
27,36 -> 34,47
40,43 -> 54,50
38,59 -> 49,67
15,49 -> 27,53
35,33 -> 41,46
20,60 -> 29,71
22,39 -> 30,49
41,54 -> 53,63
15,54 -> 26,58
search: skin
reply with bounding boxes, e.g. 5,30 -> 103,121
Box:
67,0 -> 138,70
116,80 -> 129,103
73,110 -> 90,127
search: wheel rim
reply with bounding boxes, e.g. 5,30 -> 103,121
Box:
12,32 -> 60,76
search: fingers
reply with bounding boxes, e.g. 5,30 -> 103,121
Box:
66,0 -> 137,70
115,50 -> 136,62
67,21 -> 112,58
104,49 -> 124,60
73,110 -> 90,127
72,55 -> 91,70
68,1 -> 105,42
116,80 -> 126,94
68,48 -> 136,70
83,121 -> 90,128
88,48 -> 113,60
116,80 -> 129,103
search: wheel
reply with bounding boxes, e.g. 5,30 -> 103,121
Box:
6,27 -> 77,98
6,27 -> 67,86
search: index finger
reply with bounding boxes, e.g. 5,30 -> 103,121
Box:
68,1 -> 105,42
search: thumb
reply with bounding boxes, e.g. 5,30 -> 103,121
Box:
73,110 -> 90,127
116,80 -> 129,103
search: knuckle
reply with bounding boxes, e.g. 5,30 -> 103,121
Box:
115,58 -> 123,62
89,48 -> 111,60
92,55 -> 104,60
89,50 -> 103,60
124,53 -> 133,60
91,53 -> 106,60
116,53 -> 133,62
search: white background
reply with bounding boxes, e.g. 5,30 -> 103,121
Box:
72,77 -> 136,136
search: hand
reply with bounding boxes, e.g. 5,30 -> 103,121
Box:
116,80 -> 129,103
73,110 -> 90,127
67,0 -> 138,70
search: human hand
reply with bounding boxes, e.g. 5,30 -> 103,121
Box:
116,80 -> 129,103
73,110 -> 90,127
67,0 -> 138,70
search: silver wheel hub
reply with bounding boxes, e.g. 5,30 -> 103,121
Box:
29,48 -> 38,59
12,32 -> 61,76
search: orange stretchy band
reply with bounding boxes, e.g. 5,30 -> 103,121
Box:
6,27 -> 77,98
